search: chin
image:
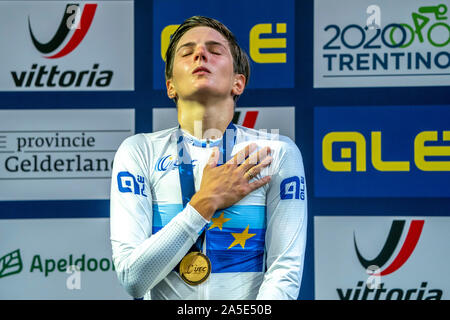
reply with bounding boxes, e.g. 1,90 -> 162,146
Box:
189,85 -> 225,99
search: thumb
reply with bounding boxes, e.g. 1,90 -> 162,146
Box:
207,147 -> 219,168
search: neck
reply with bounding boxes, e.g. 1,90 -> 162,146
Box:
177,98 -> 234,140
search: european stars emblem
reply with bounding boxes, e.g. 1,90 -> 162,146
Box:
227,225 -> 256,249
208,212 -> 231,231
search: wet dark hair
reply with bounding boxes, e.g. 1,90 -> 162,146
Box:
165,16 -> 250,102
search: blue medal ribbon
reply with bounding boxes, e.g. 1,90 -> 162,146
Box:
176,122 -> 237,254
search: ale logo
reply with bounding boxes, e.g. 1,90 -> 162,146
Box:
28,3 -> 97,59
354,220 -> 424,276
0,249 -> 23,279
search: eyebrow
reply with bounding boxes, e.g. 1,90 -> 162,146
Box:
176,40 -> 227,53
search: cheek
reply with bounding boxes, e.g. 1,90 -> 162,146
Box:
221,58 -> 236,80
172,59 -> 185,76
172,60 -> 191,85
213,59 -> 234,83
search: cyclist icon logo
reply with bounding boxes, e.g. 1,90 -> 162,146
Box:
390,4 -> 449,48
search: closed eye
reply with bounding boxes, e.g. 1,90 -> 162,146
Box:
208,45 -> 224,56
180,50 -> 193,57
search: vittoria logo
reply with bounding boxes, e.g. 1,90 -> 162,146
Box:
314,217 -> 448,300
28,3 -> 97,59
336,219 -> 443,300
1,1 -> 134,91
232,110 -> 259,129
10,2 -> 113,89
354,219 -> 424,276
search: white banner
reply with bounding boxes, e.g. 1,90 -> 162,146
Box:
0,218 -> 129,299
0,1 -> 134,91
314,216 -> 450,300
0,109 -> 134,200
314,0 -> 450,87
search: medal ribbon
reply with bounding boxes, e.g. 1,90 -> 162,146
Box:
176,122 -> 237,254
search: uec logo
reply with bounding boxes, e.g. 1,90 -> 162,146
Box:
156,155 -> 176,172
155,155 -> 198,172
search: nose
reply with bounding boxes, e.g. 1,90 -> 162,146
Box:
193,45 -> 208,63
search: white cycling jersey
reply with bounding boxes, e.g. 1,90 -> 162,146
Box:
110,124 -> 307,300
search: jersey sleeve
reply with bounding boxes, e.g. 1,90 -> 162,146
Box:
256,138 -> 308,300
110,134 -> 208,298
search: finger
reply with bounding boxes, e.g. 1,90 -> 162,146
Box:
248,175 -> 271,191
226,143 -> 257,166
240,146 -> 271,173
207,147 -> 220,168
245,156 -> 272,180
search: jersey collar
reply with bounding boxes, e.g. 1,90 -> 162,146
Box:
178,123 -> 236,149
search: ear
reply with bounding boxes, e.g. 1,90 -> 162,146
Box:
231,73 -> 246,97
166,79 -> 177,100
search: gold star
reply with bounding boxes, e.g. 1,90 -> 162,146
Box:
208,211 -> 231,231
227,225 -> 256,249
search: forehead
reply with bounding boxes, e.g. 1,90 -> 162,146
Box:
176,26 -> 230,49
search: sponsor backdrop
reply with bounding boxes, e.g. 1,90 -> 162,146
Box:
0,0 -> 448,300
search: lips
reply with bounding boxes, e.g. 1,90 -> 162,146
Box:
192,66 -> 211,74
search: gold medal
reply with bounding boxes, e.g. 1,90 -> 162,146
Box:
179,252 -> 211,286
